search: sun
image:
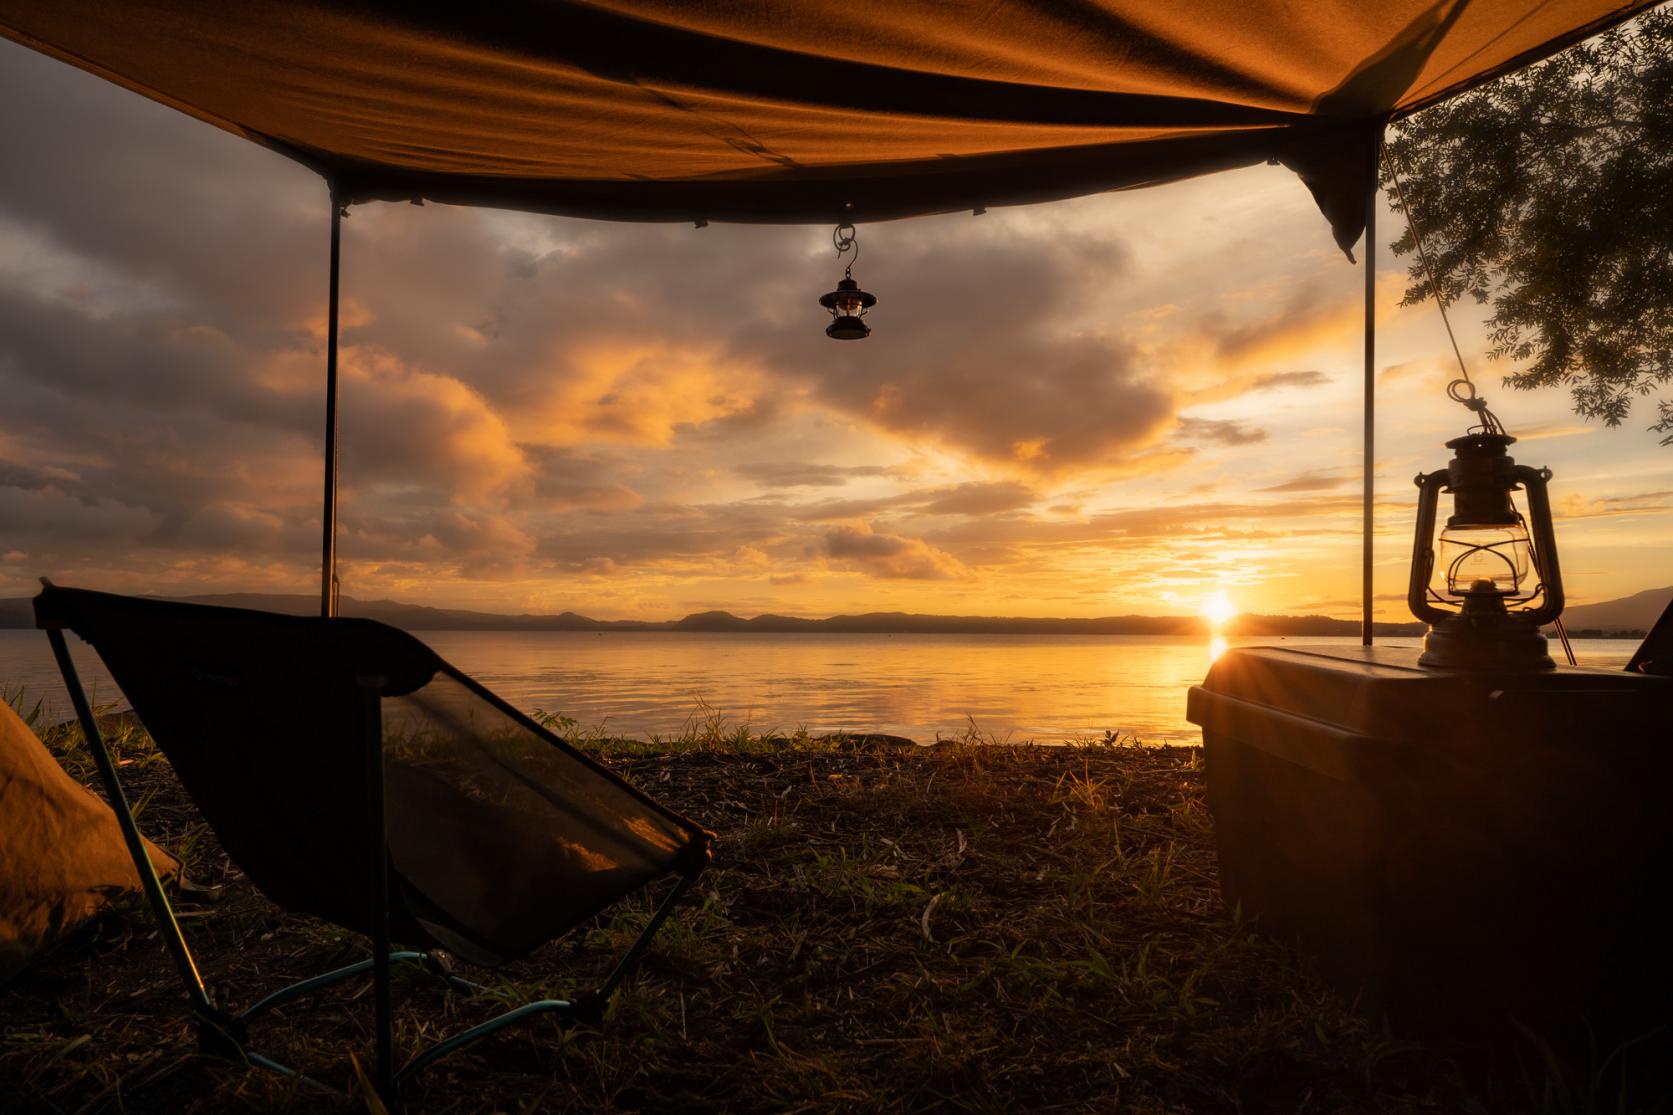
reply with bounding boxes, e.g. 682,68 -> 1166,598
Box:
1202,590 -> 1237,628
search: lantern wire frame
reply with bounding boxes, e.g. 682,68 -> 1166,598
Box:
1426,511 -> 1543,609
1420,492 -> 1577,665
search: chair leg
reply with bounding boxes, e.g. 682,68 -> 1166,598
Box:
46,630 -> 220,1022
594,871 -> 700,1003
394,869 -> 703,1086
357,684 -> 395,1100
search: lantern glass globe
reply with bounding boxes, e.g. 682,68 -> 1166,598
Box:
1437,522 -> 1533,597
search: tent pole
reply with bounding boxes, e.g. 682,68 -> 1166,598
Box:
1361,136 -> 1380,647
320,184 -> 343,618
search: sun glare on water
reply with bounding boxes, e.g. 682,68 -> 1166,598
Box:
1203,591 -> 1235,662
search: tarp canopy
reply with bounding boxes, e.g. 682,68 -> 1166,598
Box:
0,1 -> 1654,252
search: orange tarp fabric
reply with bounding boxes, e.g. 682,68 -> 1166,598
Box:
0,1 -> 1652,249
0,702 -> 177,981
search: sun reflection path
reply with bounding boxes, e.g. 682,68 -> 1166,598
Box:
1203,591 -> 1235,663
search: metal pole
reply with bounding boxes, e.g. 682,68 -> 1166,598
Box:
320,186 -> 343,618
1362,141 -> 1378,647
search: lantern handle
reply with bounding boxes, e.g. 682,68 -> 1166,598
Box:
1514,464 -> 1565,626
1407,469 -> 1453,624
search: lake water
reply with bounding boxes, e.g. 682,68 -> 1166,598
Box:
0,630 -> 1639,744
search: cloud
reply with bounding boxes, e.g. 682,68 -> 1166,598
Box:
1177,417 -> 1268,445
787,480 -> 1039,521
789,494 -> 917,522
1378,358 -> 1440,384
1207,286 -> 1342,362
1513,423 -> 1597,442
735,461 -> 892,488
1249,370 -> 1330,392
1257,468 -> 1348,493
915,481 -> 1037,516
736,224 -> 1174,474
1555,490 -> 1673,520
524,446 -> 643,511
10,37 -> 1659,620
340,350 -> 531,503
823,524 -> 971,580
531,501 -> 789,571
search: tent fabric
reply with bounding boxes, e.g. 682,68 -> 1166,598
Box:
32,585 -> 710,968
0,700 -> 178,982
0,1 -> 1653,252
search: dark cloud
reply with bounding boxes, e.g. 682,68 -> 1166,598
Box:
1256,469 -> 1347,493
0,44 -> 324,335
1249,370 -> 1329,391
530,501 -> 788,571
786,480 -> 1038,522
790,495 -> 916,522
916,481 -> 1037,516
735,462 -> 891,488
1206,285 -> 1338,362
823,524 -> 970,581
524,446 -> 643,511
1177,417 -> 1267,445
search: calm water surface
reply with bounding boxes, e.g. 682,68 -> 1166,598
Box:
0,630 -> 1636,744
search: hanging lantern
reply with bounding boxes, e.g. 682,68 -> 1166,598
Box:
818,222 -> 876,340
1407,432 -> 1565,669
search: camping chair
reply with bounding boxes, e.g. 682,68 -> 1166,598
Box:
32,582 -> 711,1100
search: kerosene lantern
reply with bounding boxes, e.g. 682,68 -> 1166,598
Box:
818,222 -> 877,340
1407,431 -> 1565,668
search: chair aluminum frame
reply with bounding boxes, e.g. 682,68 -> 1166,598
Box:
42,624 -> 701,1101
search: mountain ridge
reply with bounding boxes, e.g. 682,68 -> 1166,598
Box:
2,586 -> 1664,636
0,590 -> 1413,635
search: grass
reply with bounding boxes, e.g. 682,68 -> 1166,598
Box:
0,706 -> 1662,1113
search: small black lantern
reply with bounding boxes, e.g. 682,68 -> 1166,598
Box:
1407,432 -> 1565,669
819,222 -> 876,340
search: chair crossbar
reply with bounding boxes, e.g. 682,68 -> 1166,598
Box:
239,951 -> 429,1021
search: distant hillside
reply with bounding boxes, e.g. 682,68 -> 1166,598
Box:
0,591 -> 1438,636
1557,586 -> 1672,633
9,585 -> 1665,637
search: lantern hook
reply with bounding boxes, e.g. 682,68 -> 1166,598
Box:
1445,378 -> 1505,436
832,221 -> 859,276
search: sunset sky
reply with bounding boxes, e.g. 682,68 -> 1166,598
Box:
2,38 -> 1669,621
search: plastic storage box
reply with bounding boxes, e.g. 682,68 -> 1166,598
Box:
1187,644 -> 1670,1040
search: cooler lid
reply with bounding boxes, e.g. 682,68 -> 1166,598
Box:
1190,645 -> 1670,744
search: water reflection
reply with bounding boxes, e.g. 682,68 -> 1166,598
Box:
1209,635 -> 1229,662
0,630 -> 1639,746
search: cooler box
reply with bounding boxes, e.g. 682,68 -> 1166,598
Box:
1187,645 -> 1671,1039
